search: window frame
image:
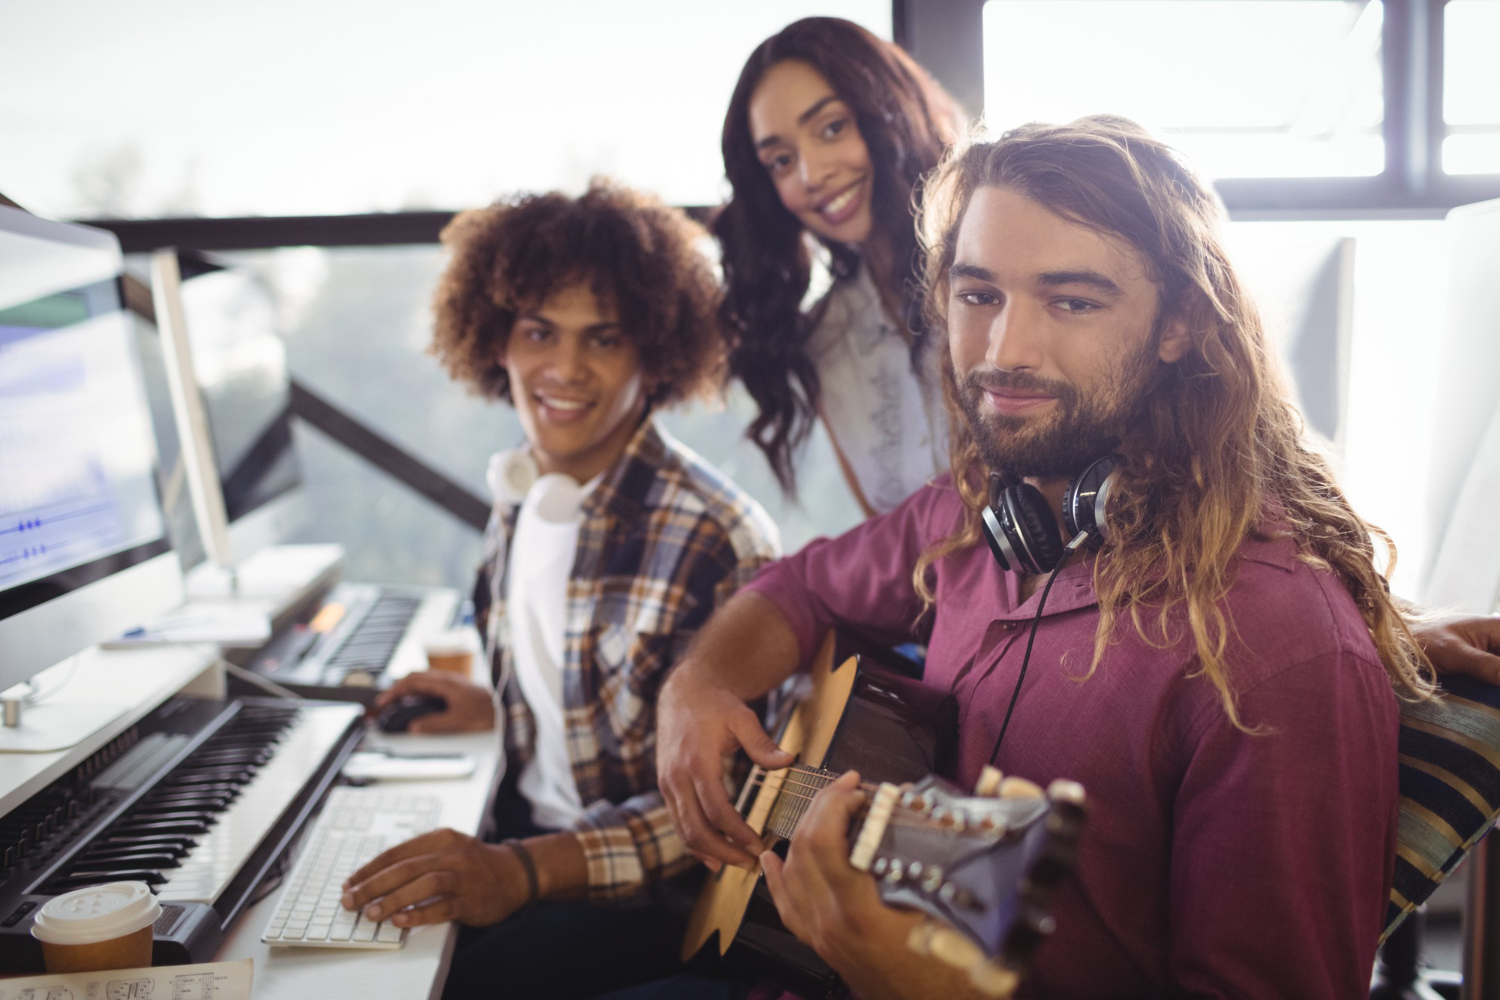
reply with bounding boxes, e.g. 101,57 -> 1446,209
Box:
50,0 -> 1500,248
905,0 -> 1500,221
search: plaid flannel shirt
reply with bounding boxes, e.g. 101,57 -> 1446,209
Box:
475,418 -> 779,901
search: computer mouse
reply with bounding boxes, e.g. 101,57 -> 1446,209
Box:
375,694 -> 448,733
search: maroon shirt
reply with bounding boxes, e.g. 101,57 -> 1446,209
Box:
744,480 -> 1398,999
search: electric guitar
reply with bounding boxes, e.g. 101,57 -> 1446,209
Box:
682,632 -> 1086,999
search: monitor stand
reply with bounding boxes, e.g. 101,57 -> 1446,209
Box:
185,543 -> 343,609
0,699 -> 126,753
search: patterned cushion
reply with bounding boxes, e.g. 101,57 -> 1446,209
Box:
1384,674 -> 1500,940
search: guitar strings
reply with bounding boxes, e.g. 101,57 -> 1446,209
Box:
756,784 -> 1012,832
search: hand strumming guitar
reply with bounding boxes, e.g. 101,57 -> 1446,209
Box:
657,592 -> 799,871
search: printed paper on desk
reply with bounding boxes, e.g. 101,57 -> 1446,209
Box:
0,957 -> 252,999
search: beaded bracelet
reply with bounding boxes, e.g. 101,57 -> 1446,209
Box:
501,838 -> 539,906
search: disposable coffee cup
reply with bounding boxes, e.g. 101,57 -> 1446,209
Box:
424,627 -> 477,676
31,880 -> 160,973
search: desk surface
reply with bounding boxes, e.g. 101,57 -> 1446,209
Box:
217,727 -> 501,1000
0,643 -> 222,816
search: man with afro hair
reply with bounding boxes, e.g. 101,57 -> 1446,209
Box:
345,179 -> 779,998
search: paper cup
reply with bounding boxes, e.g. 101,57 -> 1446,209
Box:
31,881 -> 160,973
424,628 -> 477,675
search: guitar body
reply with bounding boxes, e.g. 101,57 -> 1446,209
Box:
683,632 -> 957,998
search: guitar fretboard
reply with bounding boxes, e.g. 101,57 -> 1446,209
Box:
763,765 -> 840,840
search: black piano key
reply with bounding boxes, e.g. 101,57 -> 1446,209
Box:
100,835 -> 197,852
81,845 -> 187,864
110,820 -> 211,836
189,753 -> 271,768
140,795 -> 234,813
51,870 -> 167,891
73,852 -> 181,870
147,783 -> 239,798
123,808 -> 213,821
164,771 -> 254,787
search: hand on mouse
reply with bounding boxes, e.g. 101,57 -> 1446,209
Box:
372,671 -> 496,734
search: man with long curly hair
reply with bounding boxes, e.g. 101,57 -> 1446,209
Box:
341,179 -> 779,999
655,119 -> 1456,998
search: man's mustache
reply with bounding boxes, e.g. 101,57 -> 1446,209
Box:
961,368 -> 1074,400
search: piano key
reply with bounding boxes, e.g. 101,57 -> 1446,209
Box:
155,706 -> 367,904
112,820 -> 212,836
54,869 -> 167,888
102,833 -> 198,850
118,810 -> 214,824
74,852 -> 181,869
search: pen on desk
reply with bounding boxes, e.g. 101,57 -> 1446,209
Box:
120,615 -> 222,638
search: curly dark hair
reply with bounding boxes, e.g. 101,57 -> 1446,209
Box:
716,17 -> 963,492
430,178 -> 724,408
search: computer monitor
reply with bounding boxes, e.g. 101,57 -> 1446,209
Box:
0,205 -> 184,705
149,249 -> 307,588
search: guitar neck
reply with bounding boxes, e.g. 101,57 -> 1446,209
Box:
760,764 -> 868,841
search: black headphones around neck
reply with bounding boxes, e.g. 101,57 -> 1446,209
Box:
980,454 -> 1121,575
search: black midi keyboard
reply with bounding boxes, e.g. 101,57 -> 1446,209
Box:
0,696 -> 362,972
242,582 -> 463,704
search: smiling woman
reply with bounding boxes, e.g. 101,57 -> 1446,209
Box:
716,17 -> 965,514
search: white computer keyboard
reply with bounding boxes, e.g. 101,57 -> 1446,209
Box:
261,786 -> 442,949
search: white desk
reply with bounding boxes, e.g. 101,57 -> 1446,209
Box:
0,643 -> 223,816
216,727 -> 501,1000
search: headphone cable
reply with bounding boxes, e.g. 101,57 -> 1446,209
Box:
988,530 -> 1090,765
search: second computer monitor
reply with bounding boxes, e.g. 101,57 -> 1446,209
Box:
150,249 -> 307,577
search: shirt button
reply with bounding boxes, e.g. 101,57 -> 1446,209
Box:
1002,622 -> 1018,631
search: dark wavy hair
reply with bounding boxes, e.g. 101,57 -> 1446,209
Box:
716,17 -> 962,492
430,178 -> 724,408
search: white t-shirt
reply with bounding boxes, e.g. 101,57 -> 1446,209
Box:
806,263 -> 949,514
505,472 -> 589,829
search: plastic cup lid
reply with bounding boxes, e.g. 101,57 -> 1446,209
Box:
423,627 -> 476,655
31,881 -> 162,945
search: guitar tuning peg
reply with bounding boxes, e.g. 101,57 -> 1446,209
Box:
969,959 -> 1020,998
906,921 -> 1019,998
998,776 -> 1044,799
975,765 -> 1004,797
1045,778 -> 1086,806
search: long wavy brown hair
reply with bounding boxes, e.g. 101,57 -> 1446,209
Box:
716,17 -> 963,491
913,117 -> 1432,726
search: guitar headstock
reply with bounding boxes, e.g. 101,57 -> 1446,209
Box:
849,767 -> 1086,995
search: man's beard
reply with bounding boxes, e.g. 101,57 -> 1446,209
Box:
956,340 -> 1159,479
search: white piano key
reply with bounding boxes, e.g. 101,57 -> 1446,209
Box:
156,704 -> 362,904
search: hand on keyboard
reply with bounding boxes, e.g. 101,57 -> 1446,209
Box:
369,672 -> 496,735
340,827 -> 532,928
262,787 -> 443,950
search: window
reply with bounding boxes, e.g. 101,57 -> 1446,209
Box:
983,0 -> 1385,180
1443,0 -> 1500,175
2,0 -> 890,221
180,246 -> 859,588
